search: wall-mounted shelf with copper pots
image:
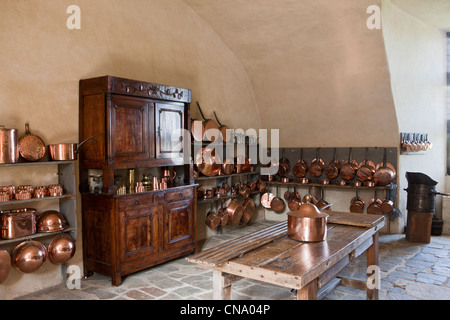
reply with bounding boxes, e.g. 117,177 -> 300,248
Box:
400,132 -> 431,155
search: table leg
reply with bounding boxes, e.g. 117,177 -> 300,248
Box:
297,279 -> 318,300
213,271 -> 232,300
366,232 -> 379,300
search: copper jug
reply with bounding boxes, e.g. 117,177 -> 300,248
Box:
162,169 -> 176,187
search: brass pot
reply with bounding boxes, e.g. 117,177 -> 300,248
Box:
48,234 -> 76,265
287,195 -> 330,242
12,240 -> 47,273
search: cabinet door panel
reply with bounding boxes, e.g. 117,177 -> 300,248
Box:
155,103 -> 184,160
120,204 -> 162,261
109,95 -> 151,161
164,200 -> 194,249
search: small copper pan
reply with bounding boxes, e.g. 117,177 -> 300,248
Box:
340,147 -> 358,181
270,186 -> 285,213
325,148 -> 341,180
225,199 -> 244,225
356,148 -> 375,182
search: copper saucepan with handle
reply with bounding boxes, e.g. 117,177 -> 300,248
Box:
213,111 -> 232,143
309,148 -> 324,178
340,147 -> 358,181
356,147 -> 375,182
48,133 -> 101,161
18,123 -> 46,161
325,148 -> 341,180
293,148 -> 308,179
196,101 -> 219,142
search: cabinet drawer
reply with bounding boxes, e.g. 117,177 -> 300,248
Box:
164,188 -> 194,202
118,193 -> 161,210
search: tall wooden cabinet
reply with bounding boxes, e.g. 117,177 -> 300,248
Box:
79,76 -> 197,286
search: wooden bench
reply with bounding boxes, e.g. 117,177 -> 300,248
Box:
186,211 -> 385,300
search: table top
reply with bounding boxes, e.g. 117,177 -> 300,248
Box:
187,211 -> 385,290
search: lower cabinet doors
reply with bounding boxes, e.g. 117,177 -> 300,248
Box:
164,199 -> 195,250
120,204 -> 163,263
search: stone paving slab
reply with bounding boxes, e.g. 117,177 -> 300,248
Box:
14,221 -> 450,300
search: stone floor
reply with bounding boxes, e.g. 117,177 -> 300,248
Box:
16,220 -> 450,300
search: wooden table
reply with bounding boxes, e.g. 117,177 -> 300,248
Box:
186,212 -> 385,300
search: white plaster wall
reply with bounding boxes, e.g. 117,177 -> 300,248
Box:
382,0 -> 448,233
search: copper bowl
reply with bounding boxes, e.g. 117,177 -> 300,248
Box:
37,210 -> 68,233
12,241 -> 47,273
48,234 -> 76,265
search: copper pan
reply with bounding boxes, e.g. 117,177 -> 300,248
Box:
270,186 -> 285,213
195,147 -> 221,177
374,148 -> 395,186
293,148 -> 308,178
205,210 -> 221,229
367,190 -> 383,215
242,198 -> 256,224
325,148 -> 341,180
18,123 -> 46,161
356,148 -> 375,182
340,148 -> 358,181
350,189 -> 365,213
191,119 -> 205,142
261,191 -> 275,208
277,153 -> 290,177
225,199 -> 244,225
221,158 -> 235,175
196,101 -> 219,142
213,111 -> 232,143
0,249 -> 11,284
380,188 -> 395,213
49,133 -> 101,161
309,148 -> 324,178
48,234 -> 76,265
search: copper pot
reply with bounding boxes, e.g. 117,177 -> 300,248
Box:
350,194 -> 365,213
356,148 -> 375,182
48,234 -> 76,265
261,191 -> 275,208
191,119 -> 205,142
293,148 -> 308,178
309,148 -> 324,178
0,249 -> 11,285
374,148 -> 396,186
225,199 -> 244,225
12,240 -> 47,273
217,207 -> 229,226
340,148 -> 358,181
18,123 -> 46,162
241,198 -> 256,224
0,208 -> 36,239
49,134 -> 100,161
37,210 -> 68,233
195,147 -> 221,177
287,194 -> 330,242
205,211 -> 221,229
270,186 -> 285,213
0,126 -> 19,164
277,156 -> 290,177
213,111 -> 232,143
367,199 -> 383,215
196,101 -> 219,142
325,148 -> 341,180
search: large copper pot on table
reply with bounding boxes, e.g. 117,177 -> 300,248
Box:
287,194 -> 331,242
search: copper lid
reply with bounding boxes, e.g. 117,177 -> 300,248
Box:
288,194 -> 329,219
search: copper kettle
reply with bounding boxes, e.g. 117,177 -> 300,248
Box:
287,194 -> 331,242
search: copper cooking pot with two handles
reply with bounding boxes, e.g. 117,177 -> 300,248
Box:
287,194 -> 331,242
